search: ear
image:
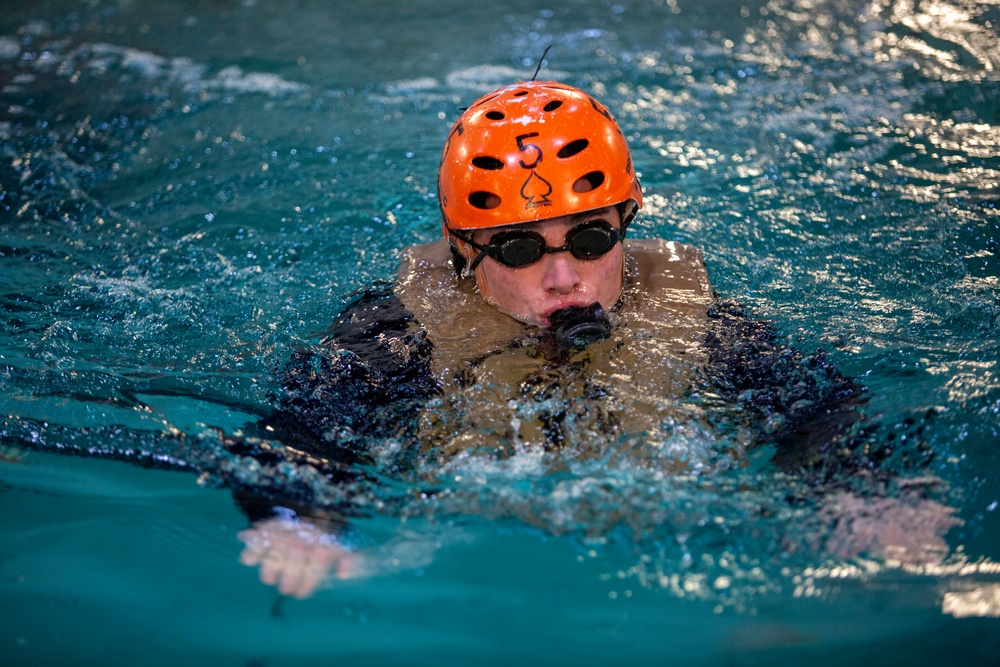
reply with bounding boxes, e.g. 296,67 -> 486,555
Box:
448,236 -> 478,279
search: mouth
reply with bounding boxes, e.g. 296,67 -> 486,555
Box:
542,300 -> 592,324
545,301 -> 613,349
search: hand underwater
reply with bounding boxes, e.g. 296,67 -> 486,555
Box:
819,489 -> 961,565
238,517 -> 363,598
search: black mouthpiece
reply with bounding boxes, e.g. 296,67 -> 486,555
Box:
547,302 -> 612,350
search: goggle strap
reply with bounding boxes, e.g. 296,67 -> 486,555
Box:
619,200 -> 636,234
468,247 -> 490,271
446,226 -> 489,273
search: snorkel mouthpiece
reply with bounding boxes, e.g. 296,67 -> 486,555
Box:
548,302 -> 612,350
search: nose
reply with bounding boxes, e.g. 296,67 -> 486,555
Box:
540,253 -> 582,294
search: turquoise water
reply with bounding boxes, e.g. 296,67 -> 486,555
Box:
2,0 -> 999,664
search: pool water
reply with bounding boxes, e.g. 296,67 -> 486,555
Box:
2,0 -> 999,664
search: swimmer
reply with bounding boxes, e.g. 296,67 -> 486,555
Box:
239,81 -> 685,596
235,80 -> 958,598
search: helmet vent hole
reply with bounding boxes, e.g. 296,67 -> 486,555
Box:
572,171 -> 606,193
468,191 -> 502,210
543,100 -> 563,112
557,139 -> 589,159
485,110 -> 505,120
472,156 -> 505,170
513,90 -> 529,97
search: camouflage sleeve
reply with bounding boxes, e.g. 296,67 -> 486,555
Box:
700,299 -> 883,481
258,283 -> 439,465
234,283 -> 439,524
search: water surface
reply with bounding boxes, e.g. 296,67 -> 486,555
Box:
2,1 -> 999,665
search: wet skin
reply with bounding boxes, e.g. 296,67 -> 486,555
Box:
472,206 -> 625,327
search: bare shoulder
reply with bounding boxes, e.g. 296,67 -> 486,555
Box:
398,239 -> 453,277
624,238 -> 712,301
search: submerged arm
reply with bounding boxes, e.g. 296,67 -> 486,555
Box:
236,284 -> 440,596
701,300 -> 959,563
701,299 -> 872,478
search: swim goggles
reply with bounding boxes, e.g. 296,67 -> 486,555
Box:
449,219 -> 628,271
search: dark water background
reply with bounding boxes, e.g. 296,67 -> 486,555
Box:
1,1 -> 998,665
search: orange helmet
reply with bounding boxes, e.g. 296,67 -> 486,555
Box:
438,80 -> 642,240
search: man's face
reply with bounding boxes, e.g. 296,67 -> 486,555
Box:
472,206 -> 625,327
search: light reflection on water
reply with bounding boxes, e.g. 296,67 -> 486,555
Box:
1,0 -> 999,662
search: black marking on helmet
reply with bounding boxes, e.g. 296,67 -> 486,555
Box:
516,132 -> 543,169
587,95 -> 614,122
443,121 -> 464,156
520,171 -> 553,208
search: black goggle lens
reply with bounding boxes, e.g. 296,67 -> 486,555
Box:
495,236 -> 544,266
486,222 -> 620,268
569,226 -> 616,258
